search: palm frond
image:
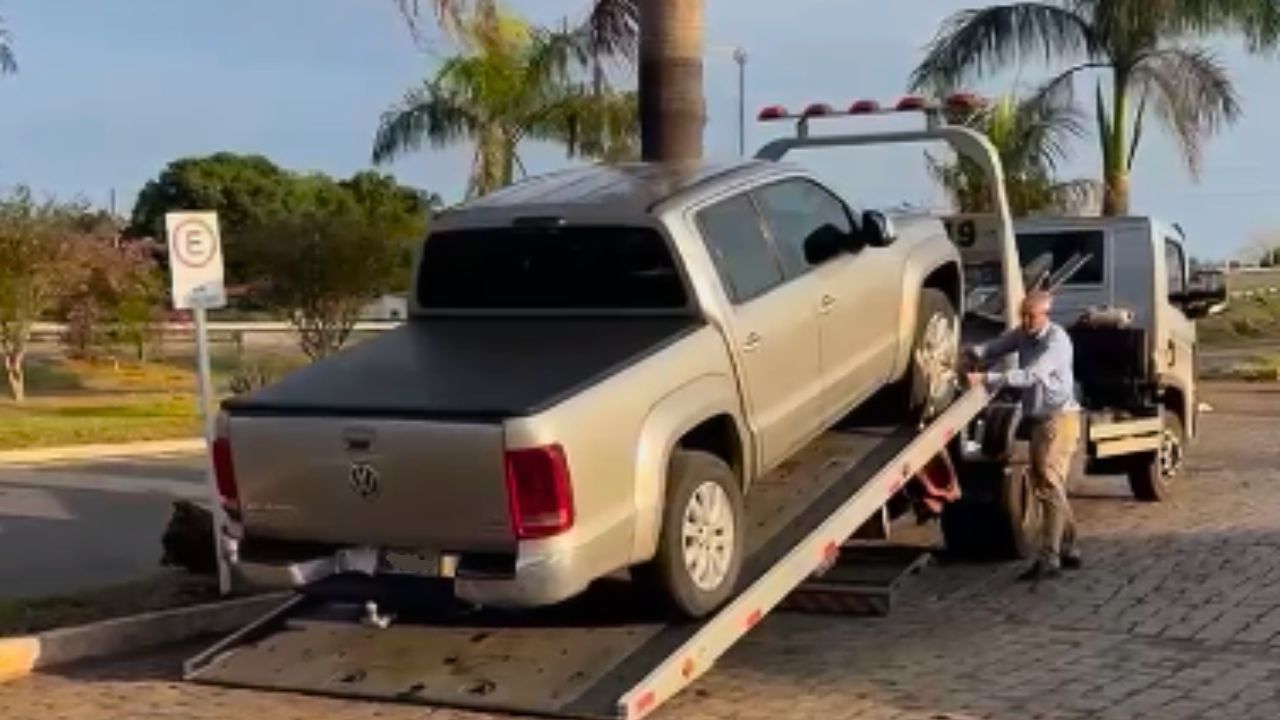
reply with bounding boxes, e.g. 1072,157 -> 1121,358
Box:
528,88 -> 639,161
1131,46 -> 1241,176
1162,0 -> 1280,52
372,82 -> 478,164
0,21 -> 16,75
910,3 -> 1101,92
584,0 -> 638,62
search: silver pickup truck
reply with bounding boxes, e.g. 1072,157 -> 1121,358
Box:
213,160 -> 964,618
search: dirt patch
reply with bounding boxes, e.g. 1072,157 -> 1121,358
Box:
0,573 -> 221,636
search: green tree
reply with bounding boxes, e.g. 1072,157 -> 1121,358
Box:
61,237 -> 165,362
929,94 -> 1100,216
911,0 -> 1280,216
1,16 -> 17,75
373,10 -> 639,197
0,189 -> 81,402
241,175 -> 427,358
128,153 -> 295,283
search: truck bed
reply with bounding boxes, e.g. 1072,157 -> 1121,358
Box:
223,316 -> 703,421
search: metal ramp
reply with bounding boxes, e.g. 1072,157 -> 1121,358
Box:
186,389 -> 989,719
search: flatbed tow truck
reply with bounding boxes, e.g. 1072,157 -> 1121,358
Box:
183,96 -> 1030,719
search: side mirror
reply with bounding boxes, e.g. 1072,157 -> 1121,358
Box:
861,210 -> 897,248
1171,286 -> 1228,320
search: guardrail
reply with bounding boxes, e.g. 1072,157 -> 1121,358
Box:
28,320 -> 403,343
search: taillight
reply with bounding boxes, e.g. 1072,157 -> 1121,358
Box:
211,412 -> 240,520
505,444 -> 574,540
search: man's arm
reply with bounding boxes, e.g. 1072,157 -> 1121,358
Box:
970,328 -> 1021,363
986,329 -> 1072,394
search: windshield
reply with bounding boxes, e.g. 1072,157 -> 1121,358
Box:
415,226 -> 690,312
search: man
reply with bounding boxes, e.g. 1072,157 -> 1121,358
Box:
966,290 -> 1082,581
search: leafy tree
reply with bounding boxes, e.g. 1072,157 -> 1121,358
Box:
61,238 -> 165,361
0,189 -> 81,402
929,94 -> 1100,216
0,15 -> 16,75
911,0 -> 1280,216
128,153 -> 295,283
373,9 -> 639,197
241,176 -> 426,359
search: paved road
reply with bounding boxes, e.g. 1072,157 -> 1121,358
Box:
4,383 -> 1280,719
0,455 -> 206,601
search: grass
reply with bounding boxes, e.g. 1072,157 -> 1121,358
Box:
1199,294 -> 1280,347
0,573 -> 222,636
0,347 -> 307,451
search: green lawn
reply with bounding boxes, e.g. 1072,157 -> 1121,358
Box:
0,573 -> 221,635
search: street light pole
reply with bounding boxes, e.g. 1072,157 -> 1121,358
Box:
733,48 -> 747,156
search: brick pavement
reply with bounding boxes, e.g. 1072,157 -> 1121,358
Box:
4,382 -> 1280,720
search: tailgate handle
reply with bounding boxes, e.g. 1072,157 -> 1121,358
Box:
343,427 -> 376,452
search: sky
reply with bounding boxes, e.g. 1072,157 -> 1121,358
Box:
2,0 -> 1280,260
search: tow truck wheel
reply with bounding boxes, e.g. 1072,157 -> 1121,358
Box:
905,289 -> 959,424
635,450 -> 744,619
1127,411 -> 1185,502
941,463 -> 1042,560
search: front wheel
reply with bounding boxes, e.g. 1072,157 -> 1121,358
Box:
904,289 -> 960,424
634,450 -> 745,619
1127,411 -> 1185,502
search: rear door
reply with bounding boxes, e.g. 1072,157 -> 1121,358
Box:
696,193 -> 824,471
755,179 -> 898,422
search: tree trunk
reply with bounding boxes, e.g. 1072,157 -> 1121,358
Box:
639,0 -> 704,161
3,352 -> 25,403
1102,74 -> 1131,216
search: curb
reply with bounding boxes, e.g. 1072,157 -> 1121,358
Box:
0,438 -> 205,467
0,592 -> 288,682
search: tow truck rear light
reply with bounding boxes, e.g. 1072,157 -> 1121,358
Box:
505,444 -> 575,540
211,412 -> 241,520
848,99 -> 881,114
802,102 -> 834,117
895,95 -> 927,111
944,92 -> 984,112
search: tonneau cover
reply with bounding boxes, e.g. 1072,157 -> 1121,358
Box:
223,317 -> 702,420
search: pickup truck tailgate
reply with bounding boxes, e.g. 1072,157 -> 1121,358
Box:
230,416 -> 513,553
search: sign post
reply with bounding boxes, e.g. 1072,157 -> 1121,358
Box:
165,211 -> 231,594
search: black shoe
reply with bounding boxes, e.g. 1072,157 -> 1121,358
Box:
1017,562 -> 1062,582
1060,551 -> 1083,570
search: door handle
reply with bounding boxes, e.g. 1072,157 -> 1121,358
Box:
742,332 -> 763,353
819,294 -> 837,314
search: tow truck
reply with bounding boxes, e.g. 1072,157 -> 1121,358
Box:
182,94 -> 1067,719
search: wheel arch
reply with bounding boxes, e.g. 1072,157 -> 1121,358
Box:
892,243 -> 964,381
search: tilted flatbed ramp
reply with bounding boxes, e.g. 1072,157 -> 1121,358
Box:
185,388 -> 990,719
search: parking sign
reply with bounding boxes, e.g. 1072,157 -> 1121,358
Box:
165,211 -> 227,310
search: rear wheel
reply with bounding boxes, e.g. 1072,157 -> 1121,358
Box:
635,450 -> 745,618
1127,411 -> 1185,502
941,463 -> 1041,560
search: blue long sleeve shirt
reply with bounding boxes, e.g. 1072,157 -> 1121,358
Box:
974,322 -> 1079,419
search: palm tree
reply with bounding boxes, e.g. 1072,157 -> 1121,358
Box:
1,16 -> 17,75
929,94 -> 1100,216
401,0 -> 705,162
372,12 -> 639,198
911,0 -> 1280,215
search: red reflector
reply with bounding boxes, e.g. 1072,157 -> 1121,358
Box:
211,434 -> 240,519
945,92 -> 984,111
823,541 -> 839,562
635,691 -> 657,715
802,102 -> 834,117
745,609 -> 763,629
681,657 -> 695,678
757,105 -> 789,121
848,99 -> 881,114
505,445 -> 574,540
896,95 -> 928,111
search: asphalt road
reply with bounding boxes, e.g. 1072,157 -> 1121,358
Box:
0,454 -> 207,601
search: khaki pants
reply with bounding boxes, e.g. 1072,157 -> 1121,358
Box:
1029,411 -> 1081,566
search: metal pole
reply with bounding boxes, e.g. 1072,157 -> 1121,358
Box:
194,305 -> 231,594
734,48 -> 747,156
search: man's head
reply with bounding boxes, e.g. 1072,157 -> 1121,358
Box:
1020,290 -> 1053,335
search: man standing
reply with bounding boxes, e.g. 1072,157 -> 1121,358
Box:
967,290 -> 1082,581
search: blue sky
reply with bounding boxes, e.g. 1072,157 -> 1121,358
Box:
1,0 -> 1279,260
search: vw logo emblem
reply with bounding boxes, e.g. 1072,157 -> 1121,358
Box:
349,462 -> 381,500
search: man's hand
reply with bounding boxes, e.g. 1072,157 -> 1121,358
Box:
966,371 -> 987,389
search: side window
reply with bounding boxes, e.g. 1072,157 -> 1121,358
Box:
697,195 -> 786,304
1166,239 -> 1187,295
1015,231 -> 1106,288
755,179 -> 855,277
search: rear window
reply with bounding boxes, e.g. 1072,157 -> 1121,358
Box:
416,226 -> 689,310
1016,230 -> 1105,288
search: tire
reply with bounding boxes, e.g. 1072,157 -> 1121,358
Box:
901,289 -> 960,424
634,450 -> 745,619
1127,411 -> 1185,502
941,463 -> 1041,560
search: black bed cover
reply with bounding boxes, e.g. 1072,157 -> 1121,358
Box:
222,317 -> 703,421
